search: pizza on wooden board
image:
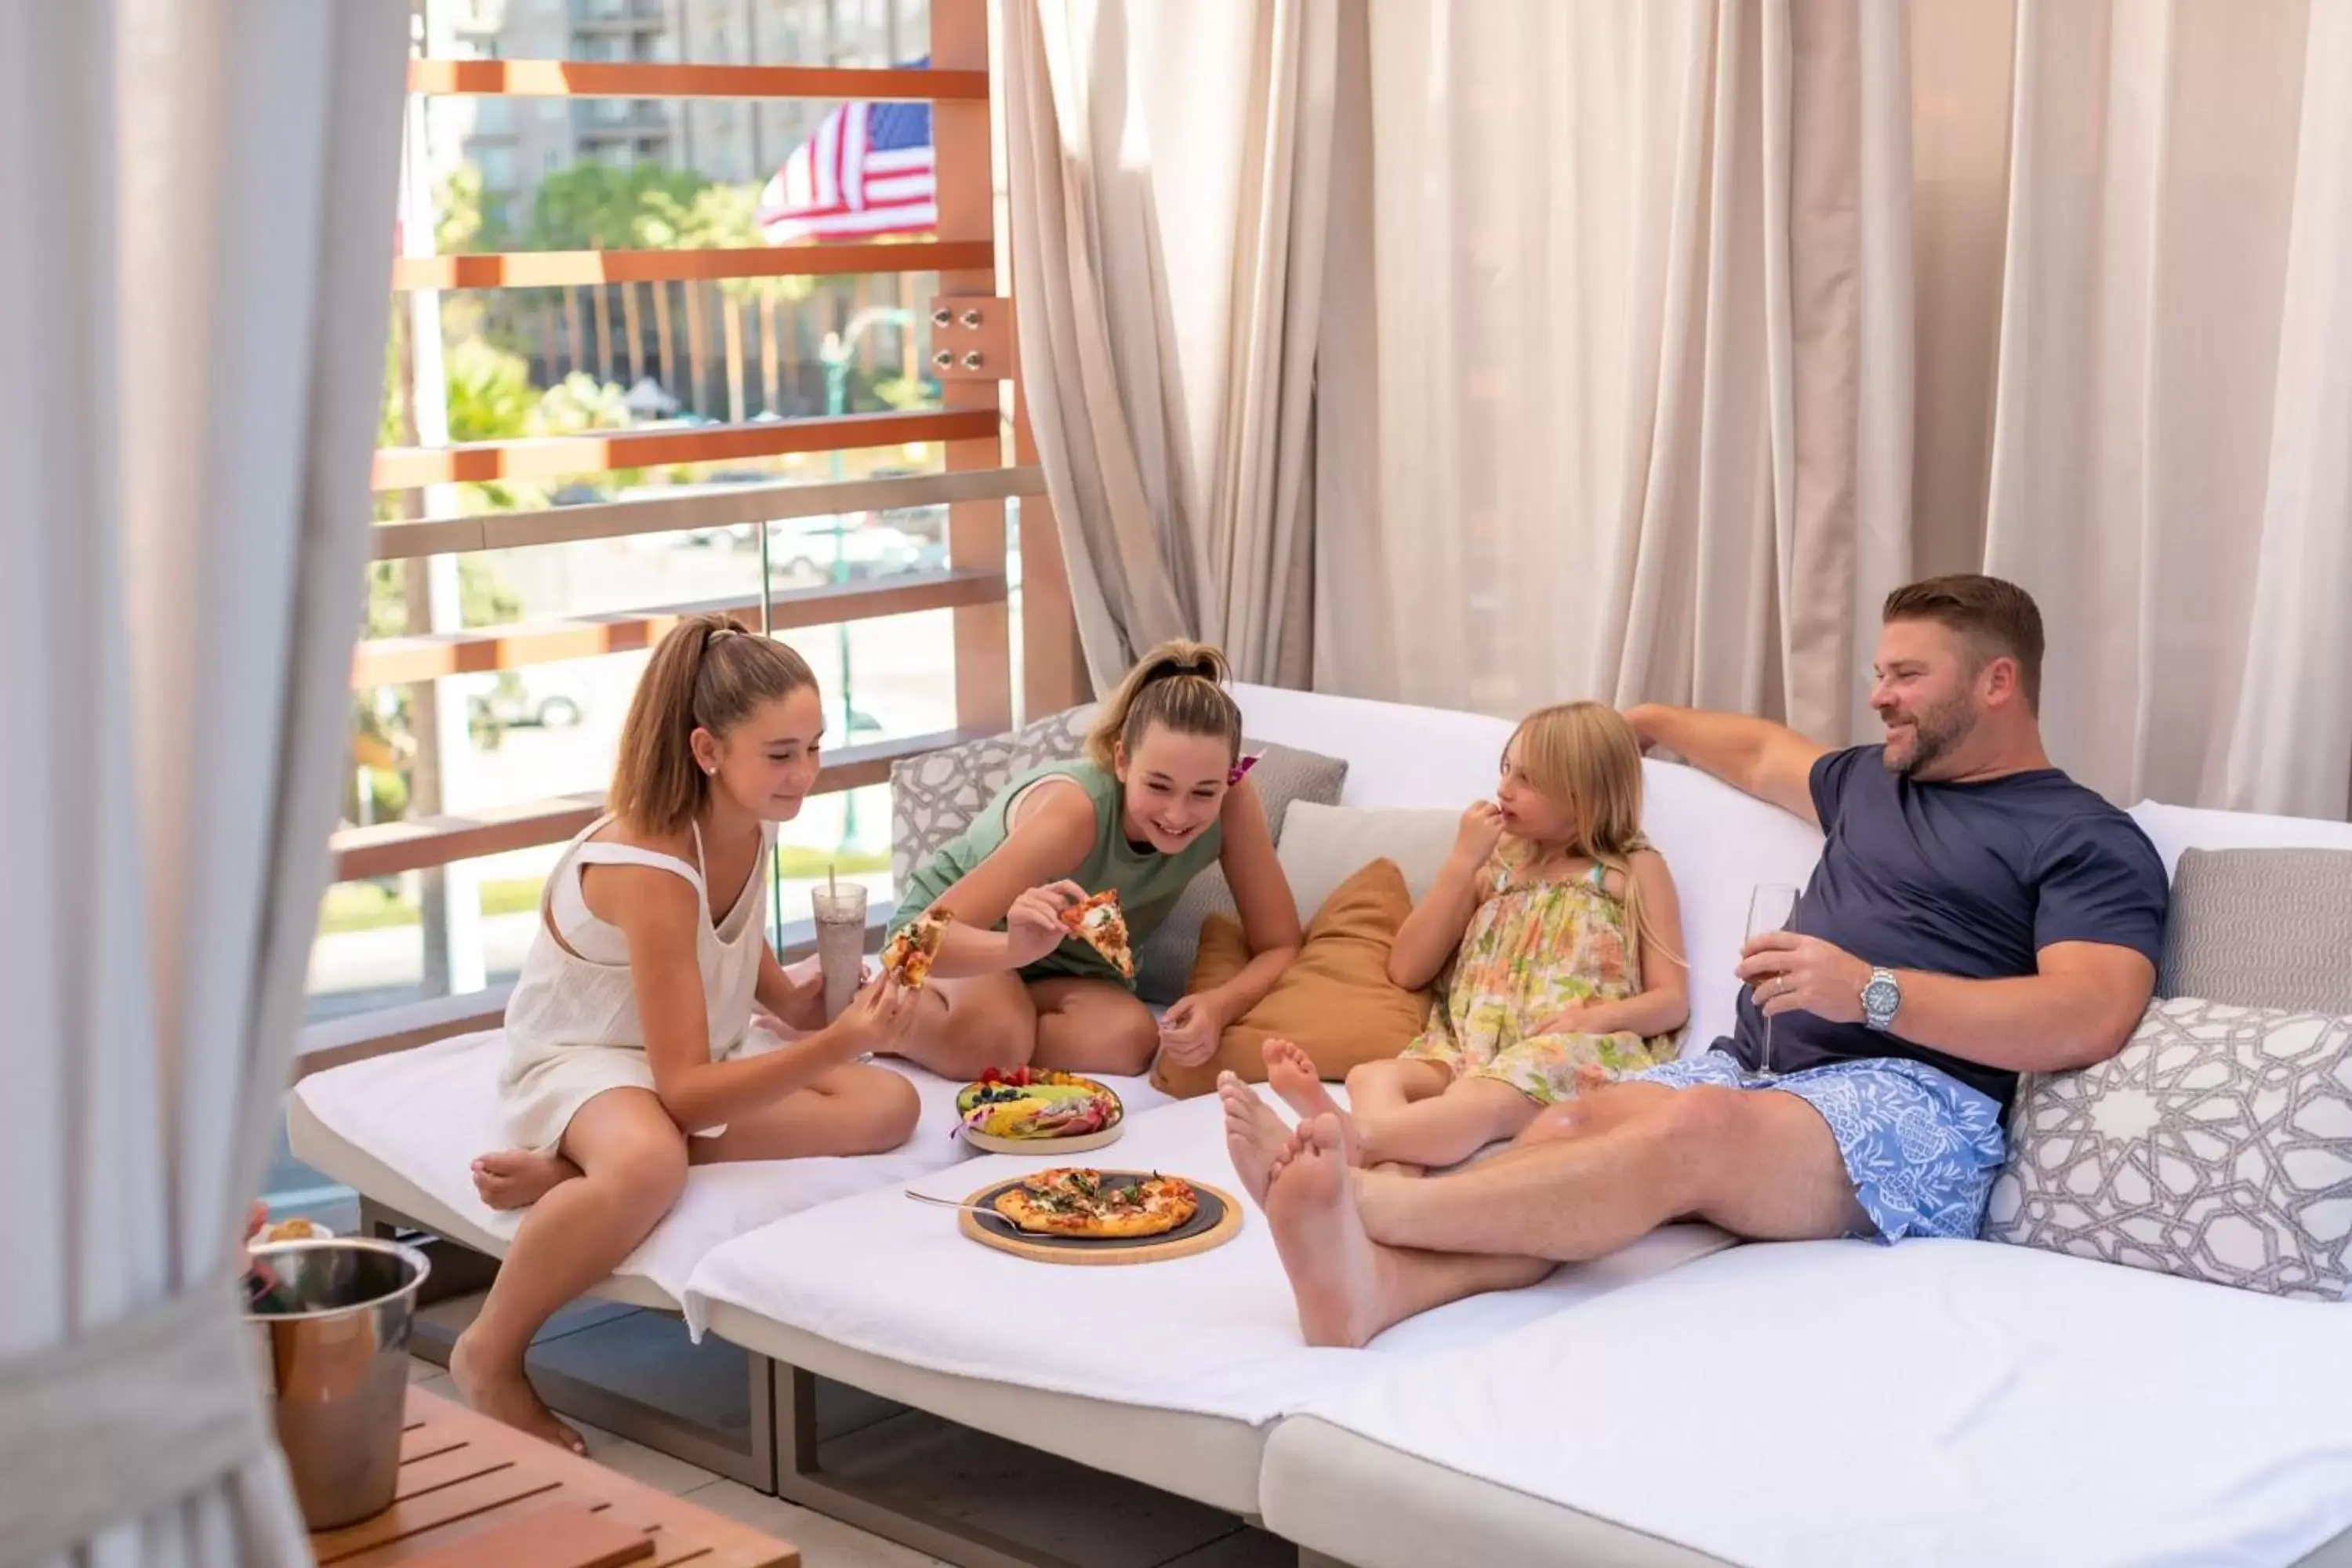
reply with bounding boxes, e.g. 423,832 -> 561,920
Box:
880,908 -> 953,991
989,1167 -> 1200,1238
1060,890 -> 1136,980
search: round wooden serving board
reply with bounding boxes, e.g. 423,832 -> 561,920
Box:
957,1174 -> 1243,1265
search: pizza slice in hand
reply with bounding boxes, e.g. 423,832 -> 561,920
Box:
1059,890 -> 1135,980
880,907 -> 953,991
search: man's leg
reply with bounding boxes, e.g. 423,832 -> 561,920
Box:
1257,1085 -> 1866,1346
1357,1085 -> 1866,1261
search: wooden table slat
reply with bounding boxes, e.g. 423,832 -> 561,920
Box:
308,1388 -> 795,1568
397,1424 -> 471,1465
314,1470 -> 566,1562
394,1448 -> 517,1502
358,1501 -> 655,1568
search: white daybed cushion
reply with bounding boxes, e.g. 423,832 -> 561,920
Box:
684,1087 -> 1733,1511
1263,1238 -> 2352,1568
1233,684 -> 1826,1053
2131,798 -> 2352,876
289,1029 -> 1171,1309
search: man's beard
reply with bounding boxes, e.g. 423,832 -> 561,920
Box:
1881,695 -> 1972,777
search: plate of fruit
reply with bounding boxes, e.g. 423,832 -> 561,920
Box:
955,1068 -> 1126,1155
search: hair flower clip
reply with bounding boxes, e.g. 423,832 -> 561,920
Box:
1229,753 -> 1262,787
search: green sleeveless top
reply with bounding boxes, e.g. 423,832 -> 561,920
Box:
891,760 -> 1225,987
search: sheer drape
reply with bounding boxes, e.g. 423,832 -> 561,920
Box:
1333,0 -> 1914,741
0,2 -> 407,1561
1970,0 -> 2352,817
1003,0 -> 1343,689
1342,0 -> 2352,816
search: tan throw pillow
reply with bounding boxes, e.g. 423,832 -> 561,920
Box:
1152,858 -> 1432,1098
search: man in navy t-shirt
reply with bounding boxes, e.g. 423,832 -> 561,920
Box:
1229,575 -> 2169,1348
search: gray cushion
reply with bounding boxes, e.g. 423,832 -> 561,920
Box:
2160,848 -> 2352,1014
887,709 -> 1348,1003
1985,996 -> 2352,1300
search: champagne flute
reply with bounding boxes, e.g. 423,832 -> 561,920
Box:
1745,884 -> 1800,1077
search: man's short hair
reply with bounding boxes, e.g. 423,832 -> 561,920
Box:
1882,574 -> 2045,710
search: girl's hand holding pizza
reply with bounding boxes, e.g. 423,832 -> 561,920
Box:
1005,882 -> 1085,966
823,973 -> 918,1058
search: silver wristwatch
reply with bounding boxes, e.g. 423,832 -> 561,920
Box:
1861,967 -> 1902,1033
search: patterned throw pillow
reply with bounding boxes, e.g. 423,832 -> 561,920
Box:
887,706 -> 1096,886
1984,996 -> 2352,1299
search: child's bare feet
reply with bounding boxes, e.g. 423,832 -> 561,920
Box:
1263,1038 -> 1342,1121
1220,1072 -> 1290,1207
450,1328 -> 587,1454
1262,1039 -> 1365,1164
471,1149 -> 579,1211
1262,1116 -> 1394,1348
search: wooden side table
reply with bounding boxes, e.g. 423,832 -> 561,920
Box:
308,1387 -> 797,1568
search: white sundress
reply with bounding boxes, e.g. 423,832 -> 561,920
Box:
498,814 -> 774,1152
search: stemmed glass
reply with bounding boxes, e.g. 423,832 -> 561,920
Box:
1745,884 -> 1801,1077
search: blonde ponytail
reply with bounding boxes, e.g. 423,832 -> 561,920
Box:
1083,640 -> 1242,770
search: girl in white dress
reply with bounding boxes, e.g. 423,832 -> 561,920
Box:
454,614 -> 920,1451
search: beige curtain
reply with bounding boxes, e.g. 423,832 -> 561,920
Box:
0,0 -> 408,1563
1334,0 -> 1915,740
1953,0 -> 2352,818
1002,0 -> 1338,690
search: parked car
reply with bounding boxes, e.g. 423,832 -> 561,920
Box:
769,516 -> 928,586
467,670 -> 587,731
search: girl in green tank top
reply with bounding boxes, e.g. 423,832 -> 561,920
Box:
887,642 -> 1305,1080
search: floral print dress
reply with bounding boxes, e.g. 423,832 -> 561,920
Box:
1400,837 -> 1680,1103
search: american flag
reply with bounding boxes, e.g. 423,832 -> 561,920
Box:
756,58 -> 936,245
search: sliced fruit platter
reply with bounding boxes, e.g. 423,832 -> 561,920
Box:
955,1067 -> 1126,1154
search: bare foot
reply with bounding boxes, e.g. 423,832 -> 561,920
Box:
471,1149 -> 579,1212
1263,1038 -> 1343,1122
1261,1038 -> 1368,1164
450,1328 -> 587,1454
1263,1115 -> 1397,1348
1219,1072 -> 1290,1207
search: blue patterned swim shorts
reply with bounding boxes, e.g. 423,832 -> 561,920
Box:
1628,1047 -> 2006,1241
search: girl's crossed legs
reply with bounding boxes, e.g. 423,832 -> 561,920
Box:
889,970 -> 1160,1080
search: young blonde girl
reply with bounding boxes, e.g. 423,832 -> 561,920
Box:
457,615 -> 921,1452
887,641 -> 1303,1079
1263,701 -> 1689,1171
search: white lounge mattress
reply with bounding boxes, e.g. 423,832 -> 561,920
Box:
685,1087 -> 1734,1511
289,1029 -> 1170,1310
1263,1238 -> 2352,1568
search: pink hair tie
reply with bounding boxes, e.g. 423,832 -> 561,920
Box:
1229,753 -> 1262,787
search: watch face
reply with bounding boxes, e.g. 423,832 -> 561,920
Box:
1864,976 -> 1900,1017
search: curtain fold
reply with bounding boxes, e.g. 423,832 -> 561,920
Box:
0,1 -> 408,1561
1003,0 -> 1342,691
1977,0 -> 2349,816
1338,0 -> 1913,732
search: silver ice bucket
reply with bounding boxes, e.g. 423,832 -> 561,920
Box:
245,1236 -> 431,1530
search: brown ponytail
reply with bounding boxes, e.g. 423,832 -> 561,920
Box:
1083,639 -> 1243,770
608,614 -> 817,834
